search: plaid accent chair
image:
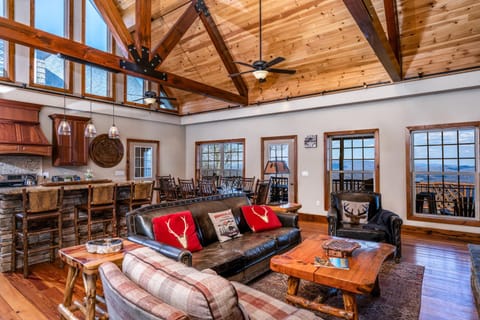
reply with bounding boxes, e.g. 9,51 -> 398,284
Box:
99,247 -> 323,320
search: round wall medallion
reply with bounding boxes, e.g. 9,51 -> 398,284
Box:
89,134 -> 124,168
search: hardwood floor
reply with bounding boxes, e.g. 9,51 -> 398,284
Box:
0,221 -> 478,320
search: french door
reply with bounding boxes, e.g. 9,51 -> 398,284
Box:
261,136 -> 298,203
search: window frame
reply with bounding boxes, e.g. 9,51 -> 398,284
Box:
406,121 -> 480,226
126,139 -> 159,182
195,139 -> 246,181
29,0 -> 73,93
81,0 -> 115,100
0,0 -> 14,82
123,75 -> 149,107
323,129 -> 380,210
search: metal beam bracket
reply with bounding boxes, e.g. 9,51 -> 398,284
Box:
120,59 -> 167,81
195,0 -> 210,17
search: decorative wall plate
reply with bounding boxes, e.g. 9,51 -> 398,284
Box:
89,134 -> 124,168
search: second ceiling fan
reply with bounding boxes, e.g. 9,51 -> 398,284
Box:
229,0 -> 296,83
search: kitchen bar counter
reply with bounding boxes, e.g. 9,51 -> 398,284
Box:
0,180 -> 137,272
0,179 -> 132,194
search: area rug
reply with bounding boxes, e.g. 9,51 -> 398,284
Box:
249,261 -> 424,320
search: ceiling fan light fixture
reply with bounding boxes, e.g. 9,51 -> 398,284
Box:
253,69 -> 269,80
144,97 -> 156,104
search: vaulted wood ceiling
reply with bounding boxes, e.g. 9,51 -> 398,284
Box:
0,0 -> 479,115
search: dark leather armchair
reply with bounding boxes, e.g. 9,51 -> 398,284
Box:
327,191 -> 402,262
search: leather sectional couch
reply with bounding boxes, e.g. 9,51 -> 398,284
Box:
126,193 -> 301,283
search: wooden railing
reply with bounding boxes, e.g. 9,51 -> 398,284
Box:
415,182 -> 475,217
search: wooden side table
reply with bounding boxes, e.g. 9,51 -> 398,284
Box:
58,239 -> 143,320
268,202 -> 302,214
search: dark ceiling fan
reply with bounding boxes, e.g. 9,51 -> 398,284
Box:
229,0 -> 296,83
134,90 -> 177,104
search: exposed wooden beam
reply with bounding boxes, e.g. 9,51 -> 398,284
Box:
383,0 -> 401,63
197,1 -> 248,98
151,2 -> 198,64
0,17 -> 247,105
91,0 -> 133,58
134,0 -> 151,52
343,0 -> 401,82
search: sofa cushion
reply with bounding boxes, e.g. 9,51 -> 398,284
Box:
232,281 -> 323,320
152,211 -> 203,252
123,247 -> 247,320
242,205 -> 282,232
192,243 -> 245,278
257,227 -> 302,251
208,209 -> 242,242
99,262 -> 189,320
337,223 -> 386,242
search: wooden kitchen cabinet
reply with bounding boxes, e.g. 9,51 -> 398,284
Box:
50,114 -> 90,166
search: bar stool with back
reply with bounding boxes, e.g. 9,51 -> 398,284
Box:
116,181 -> 153,235
12,187 -> 64,278
73,183 -> 117,245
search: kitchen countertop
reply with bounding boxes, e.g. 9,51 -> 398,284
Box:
0,180 -> 133,195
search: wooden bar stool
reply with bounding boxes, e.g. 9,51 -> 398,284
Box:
12,187 -> 64,278
74,183 -> 117,245
116,181 -> 153,236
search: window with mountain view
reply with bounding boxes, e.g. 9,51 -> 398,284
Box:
83,0 -> 113,98
31,0 -> 70,89
408,123 -> 479,224
195,139 -> 245,179
324,129 -> 379,209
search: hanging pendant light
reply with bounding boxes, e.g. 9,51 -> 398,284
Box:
57,57 -> 71,136
84,68 -> 97,138
108,102 -> 120,139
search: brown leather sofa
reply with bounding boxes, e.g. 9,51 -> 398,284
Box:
126,193 -> 301,283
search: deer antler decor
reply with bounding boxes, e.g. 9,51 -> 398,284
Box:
166,216 -> 188,248
251,205 -> 270,223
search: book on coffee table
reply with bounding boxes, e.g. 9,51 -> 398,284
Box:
314,256 -> 350,269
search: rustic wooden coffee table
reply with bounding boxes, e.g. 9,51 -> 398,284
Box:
57,239 -> 143,320
270,234 -> 395,320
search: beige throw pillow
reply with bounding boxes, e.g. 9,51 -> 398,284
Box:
208,209 -> 242,242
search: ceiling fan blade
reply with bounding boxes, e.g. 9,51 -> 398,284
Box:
267,68 -> 296,75
157,96 -> 177,101
233,61 -> 255,68
132,97 -> 146,102
229,70 -> 255,77
264,57 -> 285,68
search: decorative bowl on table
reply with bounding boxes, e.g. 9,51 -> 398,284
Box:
86,238 -> 123,254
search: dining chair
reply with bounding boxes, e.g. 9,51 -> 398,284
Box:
178,178 -> 197,199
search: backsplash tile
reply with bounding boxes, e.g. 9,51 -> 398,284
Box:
0,156 -> 42,175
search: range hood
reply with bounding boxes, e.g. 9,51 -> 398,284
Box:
0,98 -> 52,156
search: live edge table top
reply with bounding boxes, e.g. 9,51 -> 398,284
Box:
270,234 -> 395,294
58,239 -> 143,274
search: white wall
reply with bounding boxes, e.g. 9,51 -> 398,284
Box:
185,74 -> 480,234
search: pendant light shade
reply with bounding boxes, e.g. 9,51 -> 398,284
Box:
108,102 -> 120,139
57,117 -> 71,136
84,121 -> 97,138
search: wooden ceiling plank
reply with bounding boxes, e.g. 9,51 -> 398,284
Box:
343,0 -> 401,82
92,0 -> 133,58
198,3 -> 248,98
135,0 -> 151,52
0,17 -> 246,105
151,2 -> 198,64
383,0 -> 401,64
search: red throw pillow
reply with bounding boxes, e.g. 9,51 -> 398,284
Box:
241,205 -> 282,232
152,211 -> 202,252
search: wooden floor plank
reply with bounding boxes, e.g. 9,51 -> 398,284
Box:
0,275 -> 50,320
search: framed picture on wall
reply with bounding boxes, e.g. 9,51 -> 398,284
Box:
304,135 -> 317,148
